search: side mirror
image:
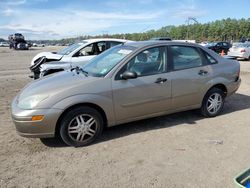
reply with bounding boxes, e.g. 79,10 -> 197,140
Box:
121,70 -> 137,80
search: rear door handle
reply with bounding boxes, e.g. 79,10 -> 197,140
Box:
198,70 -> 208,76
155,78 -> 167,84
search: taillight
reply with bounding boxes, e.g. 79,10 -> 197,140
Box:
240,49 -> 246,53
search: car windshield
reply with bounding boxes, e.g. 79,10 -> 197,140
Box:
82,45 -> 136,77
57,43 -> 85,55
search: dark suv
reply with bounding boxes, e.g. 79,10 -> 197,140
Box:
206,42 -> 232,54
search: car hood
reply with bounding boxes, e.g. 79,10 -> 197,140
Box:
31,52 -> 63,66
40,61 -> 71,71
17,70 -> 108,109
40,60 -> 91,72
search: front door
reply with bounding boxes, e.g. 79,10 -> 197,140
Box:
112,46 -> 172,123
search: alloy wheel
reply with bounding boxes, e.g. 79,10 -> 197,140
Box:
206,93 -> 223,115
68,114 -> 97,142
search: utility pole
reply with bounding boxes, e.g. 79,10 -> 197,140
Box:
186,17 -> 198,40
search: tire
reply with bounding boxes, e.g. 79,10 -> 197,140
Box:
59,106 -> 104,147
200,88 -> 225,117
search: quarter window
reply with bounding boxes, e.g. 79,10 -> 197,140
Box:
204,52 -> 217,64
170,46 -> 203,70
125,47 -> 167,76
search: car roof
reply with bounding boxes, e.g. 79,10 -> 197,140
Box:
123,41 -> 200,48
81,38 -> 129,43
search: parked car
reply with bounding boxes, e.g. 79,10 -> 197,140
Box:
30,38 -> 130,79
228,42 -> 250,60
8,33 -> 29,50
0,42 -> 9,47
205,41 -> 232,54
150,37 -> 172,41
199,41 -> 209,46
11,41 -> 241,147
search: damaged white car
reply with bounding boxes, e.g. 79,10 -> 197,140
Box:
30,38 -> 129,79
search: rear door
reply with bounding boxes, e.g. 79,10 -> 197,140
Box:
168,45 -> 213,109
112,46 -> 172,123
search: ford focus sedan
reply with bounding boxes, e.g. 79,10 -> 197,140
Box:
11,41 -> 241,147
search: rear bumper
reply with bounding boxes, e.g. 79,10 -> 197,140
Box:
11,98 -> 63,138
228,52 -> 249,59
226,78 -> 241,97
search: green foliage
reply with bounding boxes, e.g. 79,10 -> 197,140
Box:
32,18 -> 250,44
167,18 -> 250,42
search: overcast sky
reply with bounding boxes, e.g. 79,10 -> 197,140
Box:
0,0 -> 249,40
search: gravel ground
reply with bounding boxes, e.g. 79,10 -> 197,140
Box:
0,47 -> 250,188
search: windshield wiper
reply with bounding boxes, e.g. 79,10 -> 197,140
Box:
70,66 -> 88,77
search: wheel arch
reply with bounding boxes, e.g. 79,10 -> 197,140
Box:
207,83 -> 228,96
55,103 -> 108,137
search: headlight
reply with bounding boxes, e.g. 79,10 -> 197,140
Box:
18,95 -> 49,109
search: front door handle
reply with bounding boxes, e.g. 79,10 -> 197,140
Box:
198,70 -> 208,76
155,78 -> 167,84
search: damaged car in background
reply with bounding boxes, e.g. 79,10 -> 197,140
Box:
29,38 -> 130,79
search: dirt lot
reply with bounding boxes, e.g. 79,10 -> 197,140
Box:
0,46 -> 250,188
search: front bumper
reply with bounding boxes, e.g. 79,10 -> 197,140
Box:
11,98 -> 63,138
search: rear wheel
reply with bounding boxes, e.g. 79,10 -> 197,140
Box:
201,88 -> 225,117
59,106 -> 103,147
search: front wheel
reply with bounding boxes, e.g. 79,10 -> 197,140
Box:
201,88 -> 225,117
59,106 -> 104,147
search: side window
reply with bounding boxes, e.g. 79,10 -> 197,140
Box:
223,42 -> 229,47
97,42 -> 106,53
216,43 -> 221,47
78,42 -> 105,56
76,43 -> 93,56
124,46 -> 167,77
170,46 -> 203,70
109,41 -> 122,48
204,52 -> 217,64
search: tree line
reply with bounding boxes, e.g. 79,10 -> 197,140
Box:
58,18 -> 250,44
2,18 -> 248,44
